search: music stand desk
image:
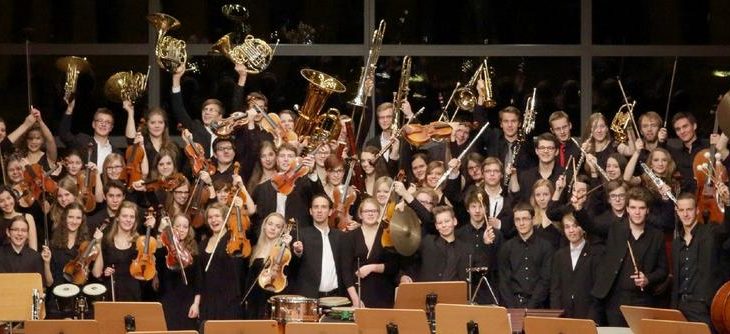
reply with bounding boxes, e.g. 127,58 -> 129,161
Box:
203,320 -> 278,334
394,281 -> 467,310
435,304 -> 511,334
131,331 -> 198,334
0,273 -> 44,321
619,305 -> 686,334
523,316 -> 597,334
24,320 -> 99,334
355,308 -> 430,334
94,302 -> 166,334
286,322 -> 358,334
640,319 -> 711,334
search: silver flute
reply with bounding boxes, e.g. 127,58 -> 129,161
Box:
571,138 -> 610,181
639,162 -> 677,204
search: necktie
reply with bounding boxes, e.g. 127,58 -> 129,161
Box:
559,143 -> 566,167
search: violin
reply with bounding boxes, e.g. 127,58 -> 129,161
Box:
185,178 -> 211,229
211,112 -> 248,137
124,118 -> 146,189
17,163 -> 58,208
403,121 -> 453,147
693,108 -> 728,224
159,208 -> 193,273
253,105 -> 298,147
141,173 -> 187,192
381,170 -> 406,247
179,124 -> 215,174
330,161 -> 358,231
130,208 -> 158,281
225,162 -> 252,258
258,219 -> 294,293
77,143 -> 97,213
63,221 -> 109,285
272,142 -> 325,196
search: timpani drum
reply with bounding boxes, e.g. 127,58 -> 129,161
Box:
52,284 -> 80,314
268,295 -> 320,322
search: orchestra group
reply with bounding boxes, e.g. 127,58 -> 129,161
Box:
2,39 -> 730,333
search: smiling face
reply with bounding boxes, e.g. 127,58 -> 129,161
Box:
172,215 -> 190,241
0,190 -> 16,214
673,117 -> 696,143
377,107 -> 394,131
434,210 -> 457,238
605,157 -> 621,180
279,113 -> 295,131
65,208 -> 84,233
6,219 -> 29,248
676,198 -> 697,228
201,103 -> 222,126
592,118 -> 608,142
649,150 -> 669,175
25,129 -> 44,153
157,155 -> 175,177
641,116 -> 660,142
360,152 -> 375,175
117,207 -> 137,233
550,117 -> 572,143
411,157 -> 428,182
6,160 -> 23,184
57,187 -> 77,208
92,113 -> 114,137
173,184 -> 190,206
535,139 -> 558,165
65,154 -> 84,176
146,113 -> 166,138
359,200 -> 380,226
375,181 -> 391,206
206,207 -> 224,233
426,165 -> 445,189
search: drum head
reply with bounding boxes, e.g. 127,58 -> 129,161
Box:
82,283 -> 107,296
319,296 -> 350,307
268,294 -> 303,303
53,284 -> 80,298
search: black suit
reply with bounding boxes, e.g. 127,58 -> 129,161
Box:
170,91 -> 213,158
58,113 -> 120,164
290,225 -> 346,299
551,242 -> 604,322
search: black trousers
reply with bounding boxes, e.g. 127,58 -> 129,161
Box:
605,288 -> 652,327
678,300 -> 715,334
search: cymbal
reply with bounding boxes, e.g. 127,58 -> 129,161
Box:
717,91 -> 730,134
388,206 -> 421,256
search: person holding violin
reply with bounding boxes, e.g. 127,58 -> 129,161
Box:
3,155 -> 47,245
102,201 -> 155,301
365,102 -> 407,163
0,214 -> 52,288
290,194 -> 346,299
359,146 -> 394,197
0,185 -> 39,251
131,148 -> 183,206
135,107 -> 183,176
58,98 -> 118,174
154,213 -> 200,330
210,137 -> 243,185
8,107 -> 58,172
87,180 -> 126,232
341,198 -> 399,308
244,212 -> 292,319
46,203 -> 104,318
199,202 -> 245,321
322,155 -> 359,231
164,177 -> 191,217
246,140 -> 278,190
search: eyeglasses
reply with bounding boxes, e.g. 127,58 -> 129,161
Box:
9,228 -> 28,233
361,209 -> 379,214
329,169 -> 345,173
536,146 -> 556,152
609,193 -> 626,200
216,146 -> 234,152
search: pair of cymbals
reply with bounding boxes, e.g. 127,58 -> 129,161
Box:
388,206 -> 421,256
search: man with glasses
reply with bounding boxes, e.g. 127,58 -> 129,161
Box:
59,97 -> 119,170
548,111 -> 579,169
514,133 -> 564,202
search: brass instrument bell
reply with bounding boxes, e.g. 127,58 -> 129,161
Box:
104,67 -> 150,103
295,69 -> 346,137
148,13 -> 196,73
211,33 -> 277,74
56,56 -> 91,101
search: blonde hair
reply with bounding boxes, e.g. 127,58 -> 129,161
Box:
250,213 -> 286,266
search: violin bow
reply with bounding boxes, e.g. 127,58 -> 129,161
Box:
25,40 -> 33,111
663,57 -> 678,128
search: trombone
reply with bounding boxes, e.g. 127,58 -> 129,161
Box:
349,20 -> 386,107
453,58 -> 497,113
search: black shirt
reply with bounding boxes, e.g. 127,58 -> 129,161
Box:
0,244 -> 45,286
498,232 -> 554,308
618,229 -> 654,291
678,228 -> 699,295
667,137 -> 709,193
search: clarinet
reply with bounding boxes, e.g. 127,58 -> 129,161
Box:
639,162 -> 677,204
31,288 -> 42,320
502,132 -> 524,186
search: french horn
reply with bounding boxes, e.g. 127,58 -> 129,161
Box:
104,67 -> 150,103
148,13 -> 197,73
211,33 -> 277,74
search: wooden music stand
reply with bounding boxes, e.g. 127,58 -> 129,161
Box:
355,308 -> 430,334
93,302 -> 166,334
203,320 -> 278,334
619,305 -> 686,334
130,331 -> 198,334
24,320 -> 100,334
0,273 -> 44,321
394,281 -> 467,309
286,322 -> 358,334
639,319 -> 711,334
435,304 -> 511,334
507,309 -> 564,334
523,316 -> 597,334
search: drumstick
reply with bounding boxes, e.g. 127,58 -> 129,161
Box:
626,240 -> 644,292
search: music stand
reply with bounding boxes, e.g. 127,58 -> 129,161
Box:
203,320 -> 278,334
434,304 -> 510,334
24,320 -> 100,334
523,316 -> 597,334
0,273 -> 44,321
131,331 -> 198,334
355,308 -> 430,334
639,319 -> 711,334
286,322 -> 358,334
619,305 -> 686,334
394,281 -> 467,309
93,302 -> 166,334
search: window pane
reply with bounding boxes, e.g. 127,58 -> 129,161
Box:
594,0 -> 730,44
160,0 -> 363,44
0,55 -> 148,136
0,0 -> 148,43
376,0 -> 580,44
593,57 -> 729,135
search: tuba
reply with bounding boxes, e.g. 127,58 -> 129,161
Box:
392,56 -> 411,132
294,69 -> 346,138
104,67 -> 150,103
148,13 -> 196,73
349,20 -> 386,107
56,56 -> 90,101
454,58 -> 496,111
211,33 -> 278,74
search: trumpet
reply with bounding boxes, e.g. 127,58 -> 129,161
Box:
211,33 -> 278,74
453,58 -> 496,112
392,56 -> 412,132
349,20 -> 385,107
503,88 -> 538,186
56,56 -> 90,101
148,13 -> 197,73
104,67 -> 150,103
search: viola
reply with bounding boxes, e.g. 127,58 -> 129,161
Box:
381,170 -> 406,247
253,105 -> 298,147
258,219 -> 294,293
185,178 -> 211,229
693,109 -> 728,224
18,163 -> 58,207
272,142 -> 325,196
225,162 -> 252,258
63,221 -> 109,285
179,124 -> 216,174
77,143 -> 97,213
403,121 -> 453,147
125,118 -> 146,189
330,160 -> 358,231
159,208 -> 193,272
142,173 -> 187,192
130,208 -> 158,281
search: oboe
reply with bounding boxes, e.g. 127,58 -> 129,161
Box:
356,257 -> 363,308
31,288 -> 41,320
639,162 -> 677,204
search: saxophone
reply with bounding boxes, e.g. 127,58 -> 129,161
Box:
31,288 -> 42,320
640,162 -> 677,204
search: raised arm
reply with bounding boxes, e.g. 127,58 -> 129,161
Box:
33,108 -> 58,165
123,100 -> 136,140
7,112 -> 37,144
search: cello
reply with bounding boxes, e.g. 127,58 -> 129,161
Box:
225,162 -> 252,258
258,219 -> 294,293
129,208 -> 157,281
693,105 -> 728,224
380,170 -> 406,247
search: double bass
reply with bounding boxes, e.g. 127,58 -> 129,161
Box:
258,219 -> 294,293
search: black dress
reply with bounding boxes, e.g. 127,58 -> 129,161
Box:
198,233 -> 245,321
46,246 -> 78,318
155,247 -> 201,330
243,257 -> 281,319
340,225 -> 398,308
102,241 -> 141,301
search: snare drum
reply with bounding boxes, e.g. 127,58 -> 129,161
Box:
268,295 -> 319,322
319,296 -> 350,308
52,284 -> 80,313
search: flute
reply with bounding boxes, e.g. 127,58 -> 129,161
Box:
571,138 -> 610,181
639,162 -> 677,204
